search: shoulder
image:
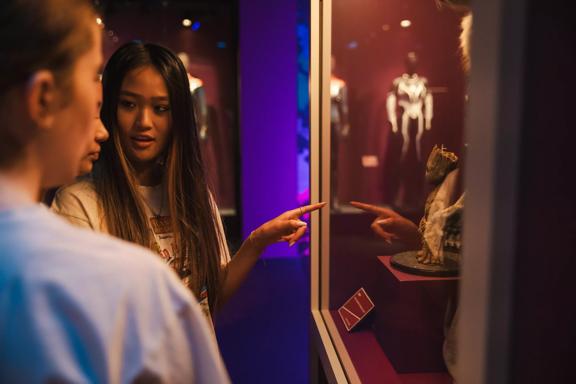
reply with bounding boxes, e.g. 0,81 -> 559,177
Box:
51,177 -> 103,230
55,177 -> 97,201
52,177 -> 99,212
1,204 -> 188,294
0,207 -> 213,382
2,205 -> 193,310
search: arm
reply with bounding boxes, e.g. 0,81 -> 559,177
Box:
386,92 -> 399,133
192,86 -> 208,140
339,85 -> 350,136
425,92 -> 433,130
218,202 -> 326,305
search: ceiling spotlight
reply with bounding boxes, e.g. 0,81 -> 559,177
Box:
400,19 -> 412,28
96,17 -> 103,25
182,18 -> 192,28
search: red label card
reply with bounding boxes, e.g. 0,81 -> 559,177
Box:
337,287 -> 375,331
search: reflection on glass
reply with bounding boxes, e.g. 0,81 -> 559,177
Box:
178,52 -> 209,141
326,0 -> 467,380
329,0 -> 465,213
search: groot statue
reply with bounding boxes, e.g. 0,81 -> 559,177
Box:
417,145 -> 463,265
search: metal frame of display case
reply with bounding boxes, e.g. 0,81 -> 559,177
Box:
310,0 -> 359,381
309,0 -> 527,383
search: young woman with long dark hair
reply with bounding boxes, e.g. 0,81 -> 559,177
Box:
53,41 -> 324,321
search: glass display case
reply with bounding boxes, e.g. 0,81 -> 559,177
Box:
309,0 -> 533,382
310,0 -> 471,382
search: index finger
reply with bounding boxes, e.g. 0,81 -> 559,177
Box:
350,201 -> 399,218
286,202 -> 327,218
350,201 -> 385,215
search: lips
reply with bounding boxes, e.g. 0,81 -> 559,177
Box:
87,151 -> 100,161
130,134 -> 155,149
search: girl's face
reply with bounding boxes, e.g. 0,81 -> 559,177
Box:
117,66 -> 172,169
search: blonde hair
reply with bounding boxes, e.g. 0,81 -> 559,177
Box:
0,0 -> 95,167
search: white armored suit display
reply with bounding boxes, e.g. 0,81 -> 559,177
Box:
386,52 -> 433,161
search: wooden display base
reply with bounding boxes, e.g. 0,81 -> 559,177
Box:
391,251 -> 460,277
371,256 -> 459,373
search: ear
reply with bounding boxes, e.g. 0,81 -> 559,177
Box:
26,70 -> 59,130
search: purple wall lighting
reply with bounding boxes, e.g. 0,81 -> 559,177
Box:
240,0 -> 299,258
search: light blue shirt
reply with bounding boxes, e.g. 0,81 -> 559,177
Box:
0,204 -> 230,383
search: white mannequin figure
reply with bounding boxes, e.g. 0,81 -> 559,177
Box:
386,52 -> 433,161
330,56 -> 350,137
177,52 -> 208,140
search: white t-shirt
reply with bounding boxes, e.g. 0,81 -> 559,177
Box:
51,179 -> 231,323
0,203 -> 230,383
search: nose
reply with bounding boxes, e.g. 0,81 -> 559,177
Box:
136,106 -> 153,129
95,119 -> 109,143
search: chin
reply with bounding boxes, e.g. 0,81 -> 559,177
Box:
77,163 -> 93,177
130,153 -> 161,166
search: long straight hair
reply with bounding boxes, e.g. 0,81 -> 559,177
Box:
97,42 -> 224,311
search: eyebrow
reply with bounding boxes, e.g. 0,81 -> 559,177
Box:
119,90 -> 169,101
